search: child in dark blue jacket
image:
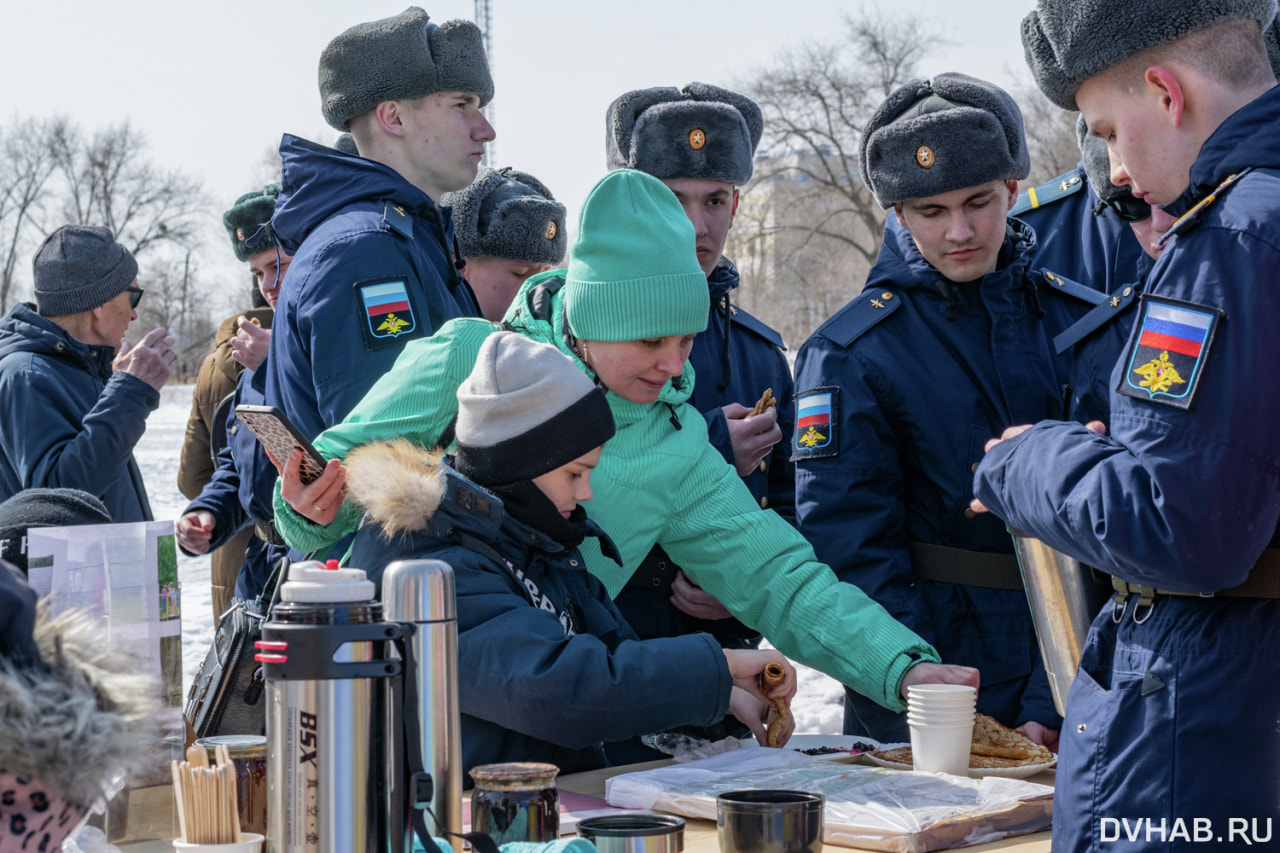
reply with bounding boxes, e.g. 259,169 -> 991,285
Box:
343,332 -> 797,776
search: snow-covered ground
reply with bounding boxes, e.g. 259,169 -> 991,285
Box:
135,385 -> 845,734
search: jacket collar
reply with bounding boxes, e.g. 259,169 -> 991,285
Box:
1166,85 -> 1280,219
0,304 -> 115,380
706,256 -> 739,304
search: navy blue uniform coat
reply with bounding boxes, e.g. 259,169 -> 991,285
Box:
975,87 -> 1280,853
793,219 -> 1062,741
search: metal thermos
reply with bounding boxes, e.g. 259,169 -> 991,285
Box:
381,560 -> 462,840
258,560 -> 406,853
1007,528 -> 1112,716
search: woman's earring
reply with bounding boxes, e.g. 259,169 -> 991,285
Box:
579,344 -> 590,364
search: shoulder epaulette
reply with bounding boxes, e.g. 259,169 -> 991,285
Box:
1010,169 -> 1085,217
718,299 -> 786,349
382,200 -> 414,240
1038,269 -> 1139,354
824,287 -> 902,348
1159,168 -> 1253,248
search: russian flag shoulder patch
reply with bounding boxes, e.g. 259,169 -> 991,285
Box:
792,386 -> 840,460
354,277 -> 425,351
1117,295 -> 1223,410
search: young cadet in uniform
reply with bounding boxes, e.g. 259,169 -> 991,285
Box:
273,169 -> 978,719
441,166 -> 567,322
177,185 -> 286,620
792,74 -> 1061,746
265,6 -> 491,463
976,1 -> 1280,848
604,83 -> 795,651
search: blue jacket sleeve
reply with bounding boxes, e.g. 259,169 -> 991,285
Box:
975,226 -> 1280,591
793,338 -> 935,645
3,366 -> 157,498
183,436 -> 249,553
452,549 -> 733,748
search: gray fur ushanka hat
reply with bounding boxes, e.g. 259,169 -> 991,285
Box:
859,73 -> 1029,209
223,183 -> 281,262
319,6 -> 494,131
606,82 -> 763,186
1074,115 -> 1129,203
442,166 -> 567,264
1022,0 -> 1278,110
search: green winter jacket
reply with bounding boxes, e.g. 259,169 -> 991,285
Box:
273,272 -> 939,710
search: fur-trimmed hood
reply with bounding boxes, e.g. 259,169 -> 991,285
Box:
0,605 -> 159,806
345,439 -> 448,539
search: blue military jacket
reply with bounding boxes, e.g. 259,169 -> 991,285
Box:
265,134 -> 480,444
1011,164 -> 1147,296
347,459 -> 732,777
0,304 -> 155,522
975,86 -> 1280,853
793,219 -> 1062,733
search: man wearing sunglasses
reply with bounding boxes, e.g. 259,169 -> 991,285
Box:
0,224 -> 175,521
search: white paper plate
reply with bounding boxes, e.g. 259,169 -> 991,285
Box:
863,748 -> 1056,779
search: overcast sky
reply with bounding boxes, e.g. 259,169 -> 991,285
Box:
0,0 -> 1041,309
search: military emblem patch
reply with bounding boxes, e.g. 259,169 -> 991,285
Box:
792,387 -> 839,461
354,278 -> 425,351
1117,295 -> 1222,410
689,128 -> 706,150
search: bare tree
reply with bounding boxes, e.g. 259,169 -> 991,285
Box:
1014,79 -> 1081,185
0,117 -> 62,313
728,10 -> 943,345
49,120 -> 208,259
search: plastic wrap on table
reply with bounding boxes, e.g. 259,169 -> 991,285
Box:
603,748 -> 1051,853
640,733 -> 745,762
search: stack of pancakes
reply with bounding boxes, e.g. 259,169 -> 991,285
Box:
875,714 -> 1055,769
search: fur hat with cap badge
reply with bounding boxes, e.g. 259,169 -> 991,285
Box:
606,82 -> 764,186
443,166 -> 567,265
860,72 -> 1029,210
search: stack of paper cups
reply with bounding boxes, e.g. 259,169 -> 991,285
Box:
906,684 -> 977,776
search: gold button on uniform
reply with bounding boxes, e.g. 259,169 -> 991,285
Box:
760,497 -> 769,509
970,462 -> 979,473
964,507 -> 977,519
758,460 -> 767,473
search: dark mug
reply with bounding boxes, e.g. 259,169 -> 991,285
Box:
578,813 -> 685,853
717,789 -> 824,853
469,762 -> 560,844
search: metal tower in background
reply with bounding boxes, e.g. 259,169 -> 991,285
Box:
475,0 -> 494,166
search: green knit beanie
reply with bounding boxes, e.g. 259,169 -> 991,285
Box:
563,169 -> 708,342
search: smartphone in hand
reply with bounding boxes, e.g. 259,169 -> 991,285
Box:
235,404 -> 327,485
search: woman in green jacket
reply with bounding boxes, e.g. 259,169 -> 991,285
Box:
272,169 -> 976,713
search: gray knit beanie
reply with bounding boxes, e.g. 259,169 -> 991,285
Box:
1022,0 -> 1278,110
860,73 -> 1030,209
0,489 -> 112,577
33,226 -> 138,318
223,183 -> 281,262
606,82 -> 763,186
442,166 -> 567,264
453,332 -> 615,487
319,7 -> 494,131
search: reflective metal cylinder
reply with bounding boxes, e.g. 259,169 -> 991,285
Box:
261,564 -> 403,853
381,560 -> 461,841
1007,528 -> 1111,716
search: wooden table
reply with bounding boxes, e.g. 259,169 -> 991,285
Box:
555,760 -> 1054,853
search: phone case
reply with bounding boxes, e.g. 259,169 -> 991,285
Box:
235,405 -> 327,485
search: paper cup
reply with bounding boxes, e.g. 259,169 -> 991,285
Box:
173,832 -> 265,851
909,720 -> 974,776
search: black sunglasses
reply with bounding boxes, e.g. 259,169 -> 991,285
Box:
124,286 -> 144,309
1096,194 -> 1151,223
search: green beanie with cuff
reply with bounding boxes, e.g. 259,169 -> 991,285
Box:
563,169 -> 708,343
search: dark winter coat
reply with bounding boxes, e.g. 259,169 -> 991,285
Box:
0,304 -> 154,521
343,441 -> 732,776
264,134 -> 481,446
793,219 -> 1062,740
975,85 -> 1280,853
